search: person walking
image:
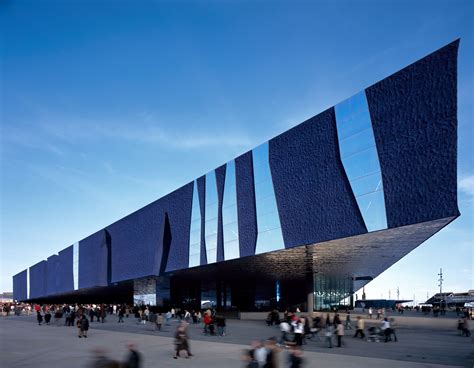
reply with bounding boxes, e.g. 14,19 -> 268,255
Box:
174,325 -> 191,359
81,314 -> 90,338
325,323 -> 333,348
124,343 -> 142,368
345,312 -> 352,330
368,307 -> 373,319
336,320 -> 344,347
156,313 -> 164,331
36,310 -> 43,325
118,307 -> 125,323
381,318 -> 391,342
353,316 -> 365,339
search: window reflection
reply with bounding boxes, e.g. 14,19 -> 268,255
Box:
73,242 -> 79,291
222,160 -> 240,261
205,172 -> 218,264
189,181 -> 201,268
253,142 -> 285,254
335,91 -> 387,232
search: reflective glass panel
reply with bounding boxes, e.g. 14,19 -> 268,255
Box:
335,91 -> 387,232
205,171 -> 218,264
189,181 -> 201,268
355,190 -> 387,232
73,242 -> 79,290
222,161 -> 240,260
27,268 -> 30,299
253,142 -> 285,254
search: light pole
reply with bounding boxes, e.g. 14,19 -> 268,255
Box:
438,268 -> 444,311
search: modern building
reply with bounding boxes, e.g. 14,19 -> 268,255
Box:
13,40 -> 460,312
426,291 -> 474,308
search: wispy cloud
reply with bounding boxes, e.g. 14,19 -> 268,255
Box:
459,174 -> 474,197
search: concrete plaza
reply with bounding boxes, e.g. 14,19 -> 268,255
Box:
1,312 -> 472,367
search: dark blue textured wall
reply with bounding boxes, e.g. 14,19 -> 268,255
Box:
29,261 -> 47,299
270,108 -> 367,248
108,201 -> 162,283
46,255 -> 59,296
366,40 -> 460,228
215,165 -> 226,262
13,270 -> 27,301
57,246 -> 74,294
161,182 -> 193,273
235,151 -> 257,257
79,230 -> 108,289
197,176 -> 207,265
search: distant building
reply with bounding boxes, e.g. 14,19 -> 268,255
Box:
0,292 -> 13,303
355,299 -> 412,310
426,290 -> 474,307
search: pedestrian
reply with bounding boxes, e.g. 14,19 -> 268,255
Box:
345,312 -> 352,330
325,323 -> 333,348
81,314 -> 90,338
216,315 -> 226,336
156,313 -> 163,331
264,337 -> 280,368
292,318 -> 304,346
336,320 -> 344,347
165,311 -> 172,325
288,345 -> 303,368
368,307 -> 373,319
174,325 -> 191,359
36,310 -> 43,325
381,318 -> 391,342
124,343 -> 141,368
353,316 -> 365,339
44,311 -> 52,325
118,307 -> 125,323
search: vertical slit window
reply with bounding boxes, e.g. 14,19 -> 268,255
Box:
205,171 -> 218,264
335,91 -> 388,232
189,181 -> 201,268
253,142 -> 285,254
73,242 -> 79,290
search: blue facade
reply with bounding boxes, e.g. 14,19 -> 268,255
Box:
79,230 -> 108,289
14,41 -> 460,302
13,270 -> 27,301
270,108 -> 367,248
29,261 -> 47,299
57,246 -> 74,294
366,40 -> 460,228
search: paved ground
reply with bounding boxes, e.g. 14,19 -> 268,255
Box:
1,312 -> 473,368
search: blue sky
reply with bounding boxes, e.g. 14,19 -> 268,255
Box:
1,0 -> 472,301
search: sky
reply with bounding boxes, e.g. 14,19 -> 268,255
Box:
1,0 -> 473,303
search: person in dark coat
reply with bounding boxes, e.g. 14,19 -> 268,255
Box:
44,311 -> 52,325
36,311 -> 43,325
174,325 -> 191,359
124,343 -> 141,368
81,315 -> 90,338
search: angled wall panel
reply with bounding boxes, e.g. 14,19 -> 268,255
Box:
162,182 -> 193,273
79,230 -> 108,289
57,246 -> 74,294
13,270 -> 27,301
29,261 -> 47,299
269,108 -> 367,248
366,40 -> 460,228
215,165 -> 226,263
108,201 -> 163,284
46,255 -> 59,296
235,151 -> 258,258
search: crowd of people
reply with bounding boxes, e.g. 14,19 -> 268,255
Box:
3,301 -> 473,367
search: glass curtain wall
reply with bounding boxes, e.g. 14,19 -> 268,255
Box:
189,181 -> 201,268
252,142 -> 285,254
314,275 -> 353,310
205,172 -> 219,264
334,91 -> 388,232
73,242 -> 79,290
